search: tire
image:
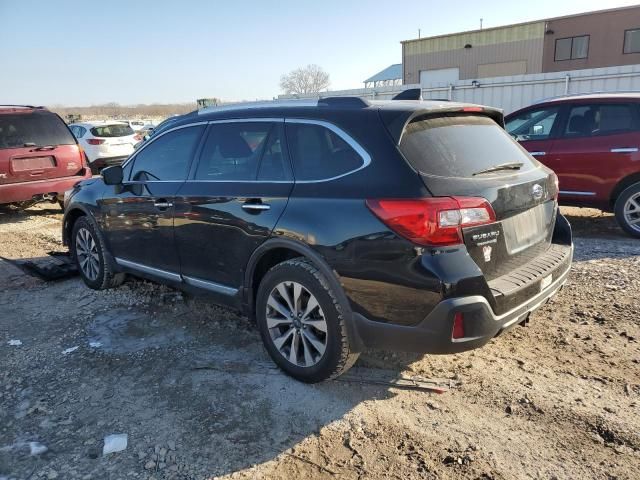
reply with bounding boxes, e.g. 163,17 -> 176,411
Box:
614,182 -> 640,238
255,258 -> 359,383
71,216 -> 125,289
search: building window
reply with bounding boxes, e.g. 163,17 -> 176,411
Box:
624,29 -> 640,54
554,35 -> 589,61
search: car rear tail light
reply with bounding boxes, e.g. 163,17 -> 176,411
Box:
365,197 -> 496,246
551,172 -> 559,201
77,146 -> 86,167
452,312 -> 465,340
133,134 -> 142,141
87,139 -> 105,145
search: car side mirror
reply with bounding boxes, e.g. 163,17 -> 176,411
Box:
102,165 -> 123,185
532,124 -> 544,135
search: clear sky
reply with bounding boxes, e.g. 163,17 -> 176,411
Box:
1,0 -> 639,106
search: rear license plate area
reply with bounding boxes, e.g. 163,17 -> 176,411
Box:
11,156 -> 55,172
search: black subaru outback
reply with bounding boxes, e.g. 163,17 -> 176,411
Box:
63,97 -> 573,382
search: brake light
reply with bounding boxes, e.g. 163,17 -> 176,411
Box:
462,107 -> 483,112
365,197 -> 496,246
87,139 -> 105,145
452,312 -> 465,340
77,146 -> 86,167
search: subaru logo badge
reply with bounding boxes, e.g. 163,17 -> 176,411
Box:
532,184 -> 544,200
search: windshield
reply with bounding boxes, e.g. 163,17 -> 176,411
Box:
399,115 -> 538,178
90,124 -> 135,137
0,112 -> 76,149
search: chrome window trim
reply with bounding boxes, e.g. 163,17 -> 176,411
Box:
284,118 -> 371,183
183,275 -> 238,296
115,257 -> 182,282
120,121 -> 208,174
119,117 -> 371,185
559,190 -> 596,196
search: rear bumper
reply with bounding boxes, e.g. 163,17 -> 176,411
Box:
352,244 -> 573,354
0,171 -> 91,204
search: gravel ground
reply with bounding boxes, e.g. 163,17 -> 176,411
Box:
0,204 -> 638,480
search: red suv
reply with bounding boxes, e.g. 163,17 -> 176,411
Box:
506,93 -> 640,237
0,106 -> 91,209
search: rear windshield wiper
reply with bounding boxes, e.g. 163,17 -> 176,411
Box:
472,162 -> 524,176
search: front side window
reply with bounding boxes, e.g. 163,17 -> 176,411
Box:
195,122 -> 278,181
286,123 -> 364,181
563,103 -> 635,137
555,35 -> 589,61
624,28 -> 640,54
506,107 -> 560,140
130,125 -> 204,181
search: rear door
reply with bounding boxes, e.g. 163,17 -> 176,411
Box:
543,102 -> 640,204
101,124 -> 205,275
0,110 -> 82,185
174,120 -> 293,295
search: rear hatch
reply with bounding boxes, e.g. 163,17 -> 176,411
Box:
0,110 -> 84,185
89,124 -> 137,157
398,113 -> 560,281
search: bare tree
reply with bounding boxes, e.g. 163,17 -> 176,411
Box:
280,64 -> 330,95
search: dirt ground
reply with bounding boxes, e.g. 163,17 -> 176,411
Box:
0,204 -> 638,480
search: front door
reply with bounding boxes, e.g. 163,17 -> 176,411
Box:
100,125 -> 205,276
174,121 -> 293,296
505,104 -> 561,168
543,102 -> 640,205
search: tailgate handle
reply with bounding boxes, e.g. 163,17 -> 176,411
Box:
242,200 -> 270,212
610,147 -> 638,153
530,151 -> 546,156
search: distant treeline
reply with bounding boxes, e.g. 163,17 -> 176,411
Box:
49,102 -> 198,120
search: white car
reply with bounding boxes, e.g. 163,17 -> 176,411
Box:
69,122 -> 139,173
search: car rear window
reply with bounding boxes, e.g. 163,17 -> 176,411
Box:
399,115 -> 538,178
90,124 -> 135,137
0,112 -> 76,149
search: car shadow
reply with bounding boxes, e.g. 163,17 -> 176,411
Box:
0,204 -> 63,225
1,273 -> 443,478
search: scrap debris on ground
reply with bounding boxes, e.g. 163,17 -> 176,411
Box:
0,205 -> 638,480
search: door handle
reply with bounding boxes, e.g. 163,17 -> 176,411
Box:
242,202 -> 270,212
610,147 -> 638,153
154,200 -> 173,209
530,151 -> 546,156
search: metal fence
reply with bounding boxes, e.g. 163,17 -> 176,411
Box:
279,64 -> 640,114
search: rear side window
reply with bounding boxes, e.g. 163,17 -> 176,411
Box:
286,123 -> 364,181
195,122 -> 275,181
0,112 -> 75,149
400,115 -> 538,178
563,103 -> 636,137
130,125 -> 204,181
90,124 -> 134,137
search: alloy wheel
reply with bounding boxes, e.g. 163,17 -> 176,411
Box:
265,281 -> 328,367
76,227 -> 100,281
623,192 -> 640,233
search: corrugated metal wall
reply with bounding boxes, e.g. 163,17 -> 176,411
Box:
402,22 -> 546,83
279,64 -> 640,114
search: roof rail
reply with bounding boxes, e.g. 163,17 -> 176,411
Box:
533,90 -> 640,104
197,96 -> 370,115
0,104 -> 44,109
318,96 -> 369,108
197,99 -> 318,115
